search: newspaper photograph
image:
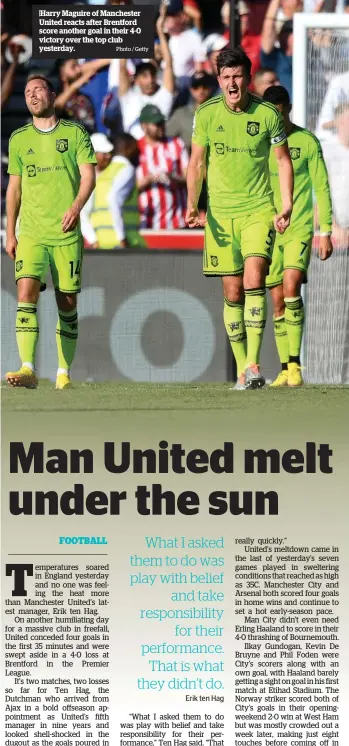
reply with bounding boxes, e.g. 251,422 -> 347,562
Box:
1,2 -> 349,746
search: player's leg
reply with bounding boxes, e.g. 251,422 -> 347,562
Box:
283,268 -> 305,387
269,285 -> 289,386
241,211 -> 276,388
55,292 -> 78,389
266,237 -> 289,387
243,256 -> 269,387
283,236 -> 312,387
204,212 -> 246,387
50,240 -> 82,389
222,275 -> 246,387
6,238 -> 48,388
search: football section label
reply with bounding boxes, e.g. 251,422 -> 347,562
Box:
32,5 -> 155,59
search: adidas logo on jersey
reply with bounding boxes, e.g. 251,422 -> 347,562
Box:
26,148 -> 35,154
216,125 -> 225,131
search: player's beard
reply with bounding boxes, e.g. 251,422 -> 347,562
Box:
28,102 -> 54,118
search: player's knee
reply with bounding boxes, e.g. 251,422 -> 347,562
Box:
283,275 -> 302,298
56,292 -> 77,312
17,281 -> 40,305
243,258 -> 268,290
222,277 -> 243,303
270,285 -> 285,316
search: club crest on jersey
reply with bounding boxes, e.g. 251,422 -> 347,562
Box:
56,139 -> 68,153
211,256 -> 219,267
214,142 -> 224,155
16,260 -> 23,272
289,147 -> 301,160
246,121 -> 260,136
26,165 -> 36,177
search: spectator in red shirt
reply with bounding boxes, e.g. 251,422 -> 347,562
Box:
137,104 -> 189,230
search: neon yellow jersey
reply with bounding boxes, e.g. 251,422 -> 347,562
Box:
192,93 -> 287,218
269,124 -> 332,236
8,119 -> 97,245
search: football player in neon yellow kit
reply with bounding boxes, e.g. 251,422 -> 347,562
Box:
5,74 -> 96,389
263,85 -> 333,387
186,48 -> 294,390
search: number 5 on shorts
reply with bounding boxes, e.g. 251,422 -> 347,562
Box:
265,229 -> 274,248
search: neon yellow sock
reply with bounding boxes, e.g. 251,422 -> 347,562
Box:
244,288 -> 267,365
273,314 -> 289,365
223,298 -> 246,376
56,308 -> 78,370
16,302 -> 39,367
284,296 -> 304,358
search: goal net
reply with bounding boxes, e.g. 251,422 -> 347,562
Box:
293,14 -> 349,384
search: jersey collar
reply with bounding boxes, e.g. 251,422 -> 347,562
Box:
223,92 -> 253,115
32,119 -> 61,134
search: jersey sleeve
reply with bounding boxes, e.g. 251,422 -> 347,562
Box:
8,135 -> 23,175
308,134 -> 332,233
191,107 -> 209,148
76,127 -> 97,165
268,109 -> 287,148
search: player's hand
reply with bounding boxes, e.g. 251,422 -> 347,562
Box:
62,205 -> 80,233
185,207 -> 206,228
120,239 -> 128,249
6,235 -> 17,260
274,208 -> 292,234
90,241 -> 100,249
318,235 -> 333,261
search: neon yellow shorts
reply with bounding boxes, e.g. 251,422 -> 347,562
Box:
203,208 -> 276,276
15,234 -> 84,293
266,233 -> 313,288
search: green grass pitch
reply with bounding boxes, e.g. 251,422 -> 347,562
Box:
2,381 -> 348,414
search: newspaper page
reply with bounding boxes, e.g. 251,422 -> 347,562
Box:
2,3 -> 349,746
2,405 -> 349,746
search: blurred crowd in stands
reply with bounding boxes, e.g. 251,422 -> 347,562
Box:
1,0 -> 349,247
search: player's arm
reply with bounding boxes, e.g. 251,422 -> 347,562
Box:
62,129 -> 97,232
186,143 -> 207,227
62,164 -> 96,233
186,108 -> 208,227
6,174 -> 22,260
273,143 -> 293,233
308,137 -> 333,260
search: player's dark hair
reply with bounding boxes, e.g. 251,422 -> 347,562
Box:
135,62 -> 157,78
216,47 -> 252,77
26,74 -> 56,94
263,85 -> 290,106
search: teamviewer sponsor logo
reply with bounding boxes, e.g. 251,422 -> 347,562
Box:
26,165 -> 36,177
